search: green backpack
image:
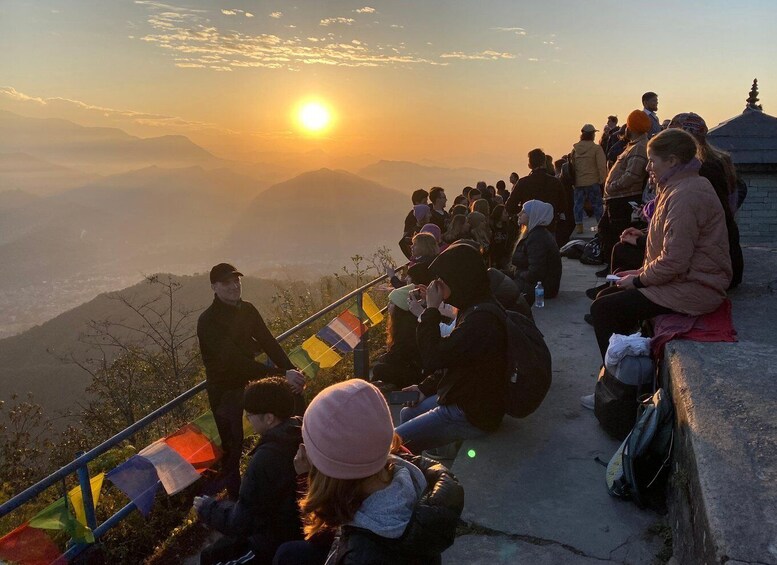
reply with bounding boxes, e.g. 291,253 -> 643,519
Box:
606,388 -> 674,508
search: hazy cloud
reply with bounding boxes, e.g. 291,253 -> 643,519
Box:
319,17 -> 355,26
439,50 -> 516,60
269,11 -> 283,19
245,12 -> 254,18
492,26 -> 527,36
221,9 -> 237,16
355,7 -> 376,13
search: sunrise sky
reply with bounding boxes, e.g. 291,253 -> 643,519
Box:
1,0 -> 775,172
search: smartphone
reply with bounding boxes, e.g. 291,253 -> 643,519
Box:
388,390 -> 421,405
408,289 -> 422,301
605,274 -> 621,282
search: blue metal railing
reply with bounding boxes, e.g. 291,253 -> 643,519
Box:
0,265 -> 405,560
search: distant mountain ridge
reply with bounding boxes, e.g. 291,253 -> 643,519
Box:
0,152 -> 101,195
358,159 -> 503,193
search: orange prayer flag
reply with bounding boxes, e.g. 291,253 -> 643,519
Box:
164,423 -> 223,472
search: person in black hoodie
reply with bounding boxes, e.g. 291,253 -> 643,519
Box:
197,263 -> 306,499
511,200 -> 563,306
195,377 -> 303,565
394,243 -> 508,453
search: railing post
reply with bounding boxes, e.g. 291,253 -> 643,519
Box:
75,451 -> 98,534
353,292 -> 370,379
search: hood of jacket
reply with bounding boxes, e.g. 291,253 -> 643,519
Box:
428,242 -> 490,309
348,456 -> 427,539
573,139 -> 599,157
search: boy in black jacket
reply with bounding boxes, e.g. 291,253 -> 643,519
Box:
194,377 -> 303,565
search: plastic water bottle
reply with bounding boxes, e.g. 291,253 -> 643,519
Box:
534,282 -> 545,308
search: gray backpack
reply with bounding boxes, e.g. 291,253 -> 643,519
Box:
606,388 -> 674,508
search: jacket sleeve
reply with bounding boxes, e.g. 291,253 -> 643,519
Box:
197,448 -> 285,536
607,151 -> 647,197
416,307 -> 504,375
518,232 -> 548,285
197,316 -> 284,381
596,146 -> 607,184
250,306 -> 295,371
640,194 -> 699,286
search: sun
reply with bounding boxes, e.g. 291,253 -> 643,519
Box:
298,101 -> 331,132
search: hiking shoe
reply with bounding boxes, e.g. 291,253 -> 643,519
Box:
595,266 -> 610,278
580,394 -> 595,410
584,313 -> 593,326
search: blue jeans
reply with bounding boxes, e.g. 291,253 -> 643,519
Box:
573,184 -> 603,224
395,395 -> 486,453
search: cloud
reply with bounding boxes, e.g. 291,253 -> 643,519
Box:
319,17 -> 355,26
492,26 -> 527,36
133,2 -> 439,69
390,24 -> 404,29
439,50 -> 516,61
221,9 -> 237,16
245,12 -> 254,18
269,11 -> 282,18
355,6 -> 376,13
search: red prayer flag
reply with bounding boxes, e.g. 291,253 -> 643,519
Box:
0,522 -> 65,565
337,310 -> 366,337
164,423 -> 223,472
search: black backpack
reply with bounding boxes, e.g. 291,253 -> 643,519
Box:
475,303 -> 552,418
579,234 -> 604,265
606,388 -> 674,509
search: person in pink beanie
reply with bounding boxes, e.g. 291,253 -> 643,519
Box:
273,379 -> 463,565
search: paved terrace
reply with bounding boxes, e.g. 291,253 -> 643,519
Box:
444,242 -> 777,564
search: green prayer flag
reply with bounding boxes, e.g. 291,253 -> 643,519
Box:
192,411 -> 222,446
288,347 -> 320,379
29,497 -> 94,543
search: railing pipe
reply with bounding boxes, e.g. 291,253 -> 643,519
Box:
75,452 -> 98,532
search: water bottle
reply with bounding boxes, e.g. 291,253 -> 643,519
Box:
534,282 -> 545,308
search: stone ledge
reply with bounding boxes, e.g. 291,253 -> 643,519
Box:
661,340 -> 777,565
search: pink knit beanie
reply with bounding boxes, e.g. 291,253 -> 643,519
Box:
302,379 -> 394,480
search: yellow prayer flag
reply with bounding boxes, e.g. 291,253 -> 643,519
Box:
301,336 -> 342,368
68,472 -> 105,527
361,294 -> 384,325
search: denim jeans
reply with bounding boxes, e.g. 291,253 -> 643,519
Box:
573,184 -> 604,223
394,395 -> 486,453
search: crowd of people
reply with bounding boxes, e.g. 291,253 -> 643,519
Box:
192,91 -> 743,564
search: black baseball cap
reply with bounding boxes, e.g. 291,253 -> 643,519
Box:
209,263 -> 244,284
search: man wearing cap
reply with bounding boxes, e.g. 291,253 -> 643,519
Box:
570,124 -> 607,234
642,91 -> 662,138
598,110 -> 651,276
197,263 -> 306,499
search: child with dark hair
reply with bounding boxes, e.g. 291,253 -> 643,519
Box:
194,377 -> 303,565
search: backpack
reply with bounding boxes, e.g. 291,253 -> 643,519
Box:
579,234 -> 604,265
475,303 -> 552,418
594,355 -> 654,440
559,239 -> 586,260
566,153 -> 577,185
606,388 -> 674,509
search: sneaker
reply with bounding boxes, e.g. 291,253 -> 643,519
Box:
586,283 -> 608,300
575,223 -> 584,234
580,394 -> 595,410
595,266 -> 610,278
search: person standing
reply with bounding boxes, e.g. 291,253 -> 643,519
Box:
505,148 -> 565,233
197,263 -> 305,500
428,186 -> 449,232
571,124 -> 607,234
642,91 -> 662,138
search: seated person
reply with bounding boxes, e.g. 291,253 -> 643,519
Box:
511,200 -> 562,306
194,378 -> 303,565
372,285 -> 424,391
488,268 -> 532,319
275,379 -> 463,565
589,129 -> 732,361
394,243 -> 508,454
442,213 -> 469,244
389,232 -> 439,288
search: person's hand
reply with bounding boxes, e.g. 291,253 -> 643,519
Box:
285,369 -> 306,394
401,385 -> 426,407
616,275 -> 638,289
438,302 -> 456,319
614,269 -> 639,278
408,293 -> 425,318
294,443 -> 311,475
426,279 -> 448,309
620,227 -> 643,246
193,495 -> 210,512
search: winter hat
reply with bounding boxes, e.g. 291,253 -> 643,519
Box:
420,223 -> 442,243
302,379 -> 393,480
413,204 -> 430,223
626,109 -> 651,135
670,112 -> 708,139
388,284 -> 414,311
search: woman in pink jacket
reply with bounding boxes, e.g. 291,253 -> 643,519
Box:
589,128 -> 732,360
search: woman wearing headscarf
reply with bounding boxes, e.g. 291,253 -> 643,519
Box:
511,200 -> 562,306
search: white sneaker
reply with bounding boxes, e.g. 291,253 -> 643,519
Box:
580,394 -> 595,410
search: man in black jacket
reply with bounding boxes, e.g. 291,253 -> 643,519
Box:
394,243 -> 508,453
195,377 -> 303,564
399,189 -> 429,259
197,263 -> 305,499
505,148 -> 565,232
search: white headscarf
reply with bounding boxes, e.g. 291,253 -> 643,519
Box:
518,199 -> 554,242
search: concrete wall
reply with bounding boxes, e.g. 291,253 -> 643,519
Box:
736,173 -> 777,243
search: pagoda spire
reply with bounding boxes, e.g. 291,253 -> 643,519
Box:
745,78 -> 763,112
